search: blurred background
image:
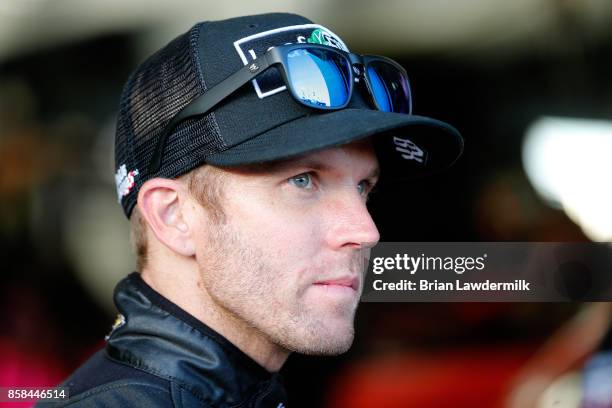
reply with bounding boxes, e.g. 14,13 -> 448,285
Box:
2,0 -> 612,407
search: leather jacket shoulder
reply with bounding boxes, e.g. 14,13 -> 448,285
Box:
40,273 -> 288,408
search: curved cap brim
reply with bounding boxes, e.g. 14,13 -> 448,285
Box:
204,108 -> 464,182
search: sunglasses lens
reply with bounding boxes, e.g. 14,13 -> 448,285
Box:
286,48 -> 351,109
367,61 -> 412,113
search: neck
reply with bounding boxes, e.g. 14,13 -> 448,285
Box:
141,258 -> 289,372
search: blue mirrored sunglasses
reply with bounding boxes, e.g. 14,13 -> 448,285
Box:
149,43 -> 413,173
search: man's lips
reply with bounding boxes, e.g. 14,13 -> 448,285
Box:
313,276 -> 359,291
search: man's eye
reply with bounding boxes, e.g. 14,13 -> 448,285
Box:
289,173 -> 313,189
357,180 -> 371,196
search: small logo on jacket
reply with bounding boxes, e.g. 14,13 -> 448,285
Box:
105,314 -> 126,341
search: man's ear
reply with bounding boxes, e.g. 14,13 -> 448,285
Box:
137,178 -> 196,257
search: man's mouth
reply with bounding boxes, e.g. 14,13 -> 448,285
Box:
313,276 -> 359,291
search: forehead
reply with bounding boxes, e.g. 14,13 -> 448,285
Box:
237,139 -> 379,176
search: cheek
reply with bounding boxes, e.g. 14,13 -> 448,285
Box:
233,196 -> 325,259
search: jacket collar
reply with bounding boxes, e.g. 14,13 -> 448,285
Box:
106,272 -> 287,407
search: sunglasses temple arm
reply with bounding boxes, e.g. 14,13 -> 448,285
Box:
148,57 -> 272,175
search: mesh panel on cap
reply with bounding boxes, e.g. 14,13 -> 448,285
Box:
115,23 -> 224,218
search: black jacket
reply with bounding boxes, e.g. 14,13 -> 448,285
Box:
41,273 -> 288,407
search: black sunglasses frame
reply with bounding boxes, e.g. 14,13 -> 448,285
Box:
148,43 -> 412,174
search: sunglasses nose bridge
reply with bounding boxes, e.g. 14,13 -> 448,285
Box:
347,54 -> 366,80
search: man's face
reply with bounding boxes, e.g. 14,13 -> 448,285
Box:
192,140 -> 380,355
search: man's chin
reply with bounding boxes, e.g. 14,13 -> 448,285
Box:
283,323 -> 356,356
298,339 -> 354,356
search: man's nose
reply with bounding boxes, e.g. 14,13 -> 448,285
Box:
323,191 -> 381,250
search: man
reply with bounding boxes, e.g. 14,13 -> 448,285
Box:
49,12 -> 462,408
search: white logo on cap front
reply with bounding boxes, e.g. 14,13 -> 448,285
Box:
233,24 -> 349,99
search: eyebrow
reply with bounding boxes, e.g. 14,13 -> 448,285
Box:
257,157 -> 380,181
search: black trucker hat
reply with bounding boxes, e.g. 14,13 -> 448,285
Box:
114,12 -> 463,218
